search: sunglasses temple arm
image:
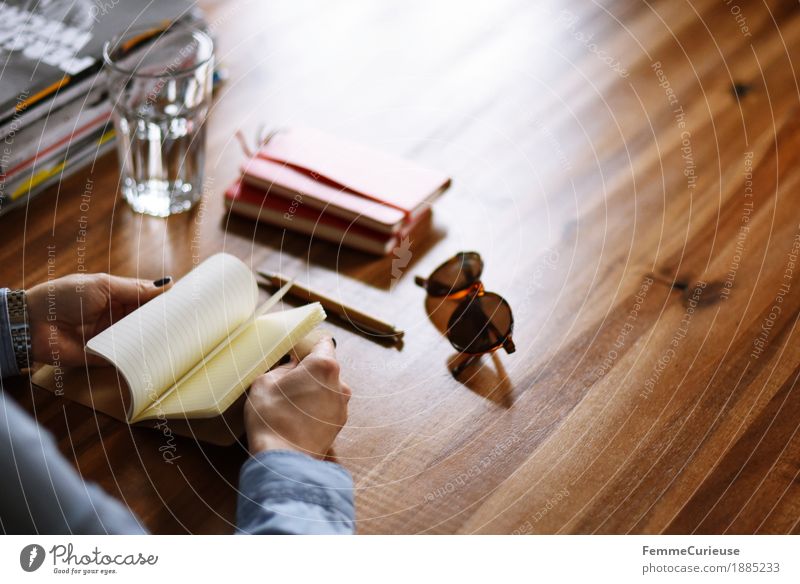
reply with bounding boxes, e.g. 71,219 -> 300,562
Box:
451,353 -> 481,377
482,314 -> 515,354
414,276 -> 428,288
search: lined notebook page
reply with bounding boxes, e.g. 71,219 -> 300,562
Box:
86,254 -> 259,420
136,303 -> 326,421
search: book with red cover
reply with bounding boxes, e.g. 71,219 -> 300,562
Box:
224,180 -> 432,256
241,127 -> 450,234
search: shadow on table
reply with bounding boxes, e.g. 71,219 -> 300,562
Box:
223,211 -> 446,291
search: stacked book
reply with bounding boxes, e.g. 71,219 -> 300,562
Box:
0,0 -> 202,217
225,127 -> 451,255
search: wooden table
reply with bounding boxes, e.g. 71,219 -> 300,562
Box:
4,0 -> 800,534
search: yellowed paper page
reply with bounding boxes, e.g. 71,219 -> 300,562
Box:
86,253 -> 258,420
135,303 -> 326,421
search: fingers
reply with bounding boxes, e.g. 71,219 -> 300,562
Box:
251,354 -> 299,391
105,275 -> 172,308
254,336 -> 343,395
303,337 -> 340,381
304,335 -> 337,363
288,328 -> 330,360
269,354 -> 299,377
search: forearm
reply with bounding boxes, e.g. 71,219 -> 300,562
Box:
236,450 -> 355,535
0,392 -> 146,534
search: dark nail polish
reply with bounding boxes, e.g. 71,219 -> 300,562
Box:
278,354 -> 291,365
331,337 -> 337,348
153,277 -> 172,288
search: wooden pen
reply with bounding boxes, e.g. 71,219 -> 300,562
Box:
257,270 -> 405,341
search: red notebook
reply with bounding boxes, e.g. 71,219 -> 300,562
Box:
225,181 -> 432,256
241,127 -> 451,234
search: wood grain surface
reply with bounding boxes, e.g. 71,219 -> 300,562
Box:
3,0 -> 800,534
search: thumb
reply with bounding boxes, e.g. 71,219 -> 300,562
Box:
105,275 -> 172,309
304,335 -> 336,363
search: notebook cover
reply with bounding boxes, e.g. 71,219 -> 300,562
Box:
225,180 -> 432,256
31,364 -> 245,447
242,156 -> 407,233
255,127 -> 451,214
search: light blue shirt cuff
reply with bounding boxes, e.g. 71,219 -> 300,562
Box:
236,450 -> 355,535
0,288 -> 20,379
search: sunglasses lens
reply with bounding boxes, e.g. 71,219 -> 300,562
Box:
425,252 -> 483,296
446,292 -> 513,354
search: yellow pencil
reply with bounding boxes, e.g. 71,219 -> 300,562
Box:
257,270 -> 405,341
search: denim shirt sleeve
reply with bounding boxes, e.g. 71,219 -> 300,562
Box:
0,387 -> 354,535
0,391 -> 146,534
0,289 -> 20,379
236,450 -> 355,535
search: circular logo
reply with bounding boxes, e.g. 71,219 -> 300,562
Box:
19,544 -> 45,572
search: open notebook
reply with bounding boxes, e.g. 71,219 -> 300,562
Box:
33,254 -> 325,436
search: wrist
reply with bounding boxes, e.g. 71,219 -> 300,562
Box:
6,289 -> 31,371
247,432 -> 303,456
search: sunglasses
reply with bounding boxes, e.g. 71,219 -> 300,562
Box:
415,251 -> 515,376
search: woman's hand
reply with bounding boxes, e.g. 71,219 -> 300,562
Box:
244,337 -> 351,459
26,273 -> 172,367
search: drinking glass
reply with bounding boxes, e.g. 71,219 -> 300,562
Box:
103,25 -> 214,217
